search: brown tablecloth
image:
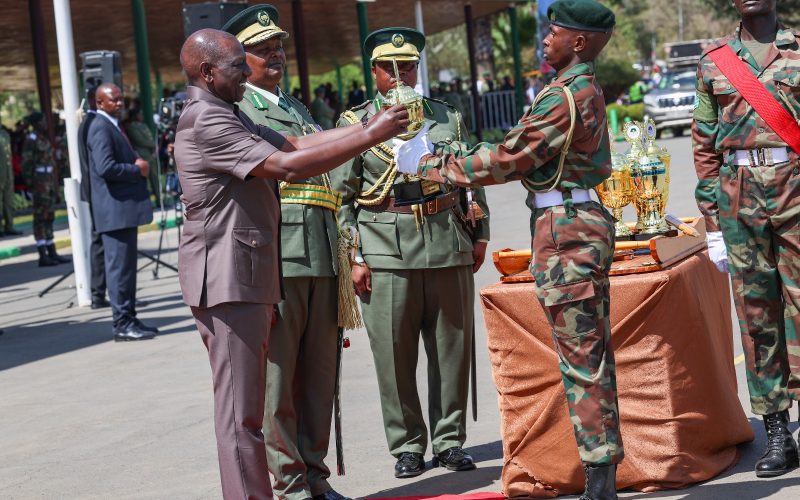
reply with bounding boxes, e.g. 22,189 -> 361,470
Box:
480,252 -> 754,497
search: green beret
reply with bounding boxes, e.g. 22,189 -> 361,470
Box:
26,112 -> 44,125
548,0 -> 615,33
364,27 -> 425,63
221,4 -> 288,47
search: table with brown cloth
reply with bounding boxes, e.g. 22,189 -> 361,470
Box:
480,252 -> 754,498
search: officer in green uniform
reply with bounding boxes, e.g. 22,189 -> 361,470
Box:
222,6 -> 348,500
331,27 -> 490,479
22,113 -> 70,266
0,125 -> 22,237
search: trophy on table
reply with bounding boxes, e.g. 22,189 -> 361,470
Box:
627,119 -> 671,237
386,59 -> 440,206
596,148 -> 635,239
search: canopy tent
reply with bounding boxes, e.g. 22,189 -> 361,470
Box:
1,0 -> 513,92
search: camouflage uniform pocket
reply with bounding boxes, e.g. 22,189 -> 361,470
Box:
711,79 -> 742,124
537,280 -> 598,339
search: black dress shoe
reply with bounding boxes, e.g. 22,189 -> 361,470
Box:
91,298 -> 111,309
114,322 -> 156,342
133,318 -> 159,335
432,446 -> 475,471
394,452 -> 425,478
312,489 -> 352,500
755,410 -> 799,477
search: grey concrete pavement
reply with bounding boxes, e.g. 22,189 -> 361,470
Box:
1,135 -> 799,498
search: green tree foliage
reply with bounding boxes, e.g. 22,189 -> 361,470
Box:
596,57 -> 639,102
491,6 -> 538,78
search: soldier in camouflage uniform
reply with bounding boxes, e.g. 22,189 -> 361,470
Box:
222,6 -> 349,500
331,27 -> 490,480
0,125 -> 22,237
22,112 -> 70,266
396,2 -> 620,498
693,0 -> 800,478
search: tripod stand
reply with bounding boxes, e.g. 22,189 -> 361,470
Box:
137,133 -> 181,278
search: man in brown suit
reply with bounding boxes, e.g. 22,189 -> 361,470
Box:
174,29 -> 408,499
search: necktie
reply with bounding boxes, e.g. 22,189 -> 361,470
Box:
277,95 -> 291,112
278,95 -> 304,125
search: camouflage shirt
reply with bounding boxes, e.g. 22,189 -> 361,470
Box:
419,62 -> 612,193
692,24 -> 800,231
22,132 -> 54,186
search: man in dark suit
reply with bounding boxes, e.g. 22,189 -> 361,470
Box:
87,83 -> 156,341
78,87 -> 108,309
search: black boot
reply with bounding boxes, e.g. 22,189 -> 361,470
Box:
37,246 -> 58,267
46,243 -> 71,264
755,410 -> 799,477
580,464 -> 617,500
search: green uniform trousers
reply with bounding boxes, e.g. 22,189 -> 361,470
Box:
264,276 -> 338,500
32,172 -> 55,241
361,265 -> 473,457
531,202 -> 623,466
718,161 -> 800,415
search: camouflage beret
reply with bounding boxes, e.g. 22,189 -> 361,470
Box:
221,4 -> 288,47
364,27 -> 426,63
548,0 -> 616,33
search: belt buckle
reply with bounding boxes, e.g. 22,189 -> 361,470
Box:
425,197 -> 438,215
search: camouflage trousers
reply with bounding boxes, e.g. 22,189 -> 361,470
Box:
530,201 -> 624,466
718,161 -> 800,415
32,172 -> 55,241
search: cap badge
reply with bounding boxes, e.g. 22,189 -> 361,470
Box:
257,11 -> 271,26
392,33 -> 405,48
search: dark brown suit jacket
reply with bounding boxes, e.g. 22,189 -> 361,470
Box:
175,86 -> 286,308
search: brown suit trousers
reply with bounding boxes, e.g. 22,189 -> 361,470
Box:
192,302 -> 274,500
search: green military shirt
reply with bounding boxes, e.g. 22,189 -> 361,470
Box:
22,132 -> 54,186
331,96 -> 490,270
693,24 -> 800,231
238,84 -> 339,278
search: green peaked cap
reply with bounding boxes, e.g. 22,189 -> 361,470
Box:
221,4 -> 289,46
364,27 -> 426,63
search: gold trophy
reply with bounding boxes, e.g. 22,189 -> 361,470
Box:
629,119 -> 670,236
384,59 -> 425,139
386,58 -> 439,206
596,148 -> 634,238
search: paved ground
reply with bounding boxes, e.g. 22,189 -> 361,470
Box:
2,135 -> 800,499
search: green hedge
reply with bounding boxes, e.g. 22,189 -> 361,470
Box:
606,103 -> 645,124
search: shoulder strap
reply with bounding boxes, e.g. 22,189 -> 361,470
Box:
521,84 -> 577,193
708,44 -> 800,154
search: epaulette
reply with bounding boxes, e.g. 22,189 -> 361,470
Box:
700,36 -> 733,58
424,96 -> 457,111
347,100 -> 372,113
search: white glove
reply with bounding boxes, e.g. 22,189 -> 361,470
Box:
706,231 -> 728,273
394,122 -> 434,175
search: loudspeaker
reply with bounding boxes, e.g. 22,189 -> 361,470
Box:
183,1 -> 249,39
80,50 -> 123,92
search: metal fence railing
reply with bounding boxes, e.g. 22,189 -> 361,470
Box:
467,90 -> 519,133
